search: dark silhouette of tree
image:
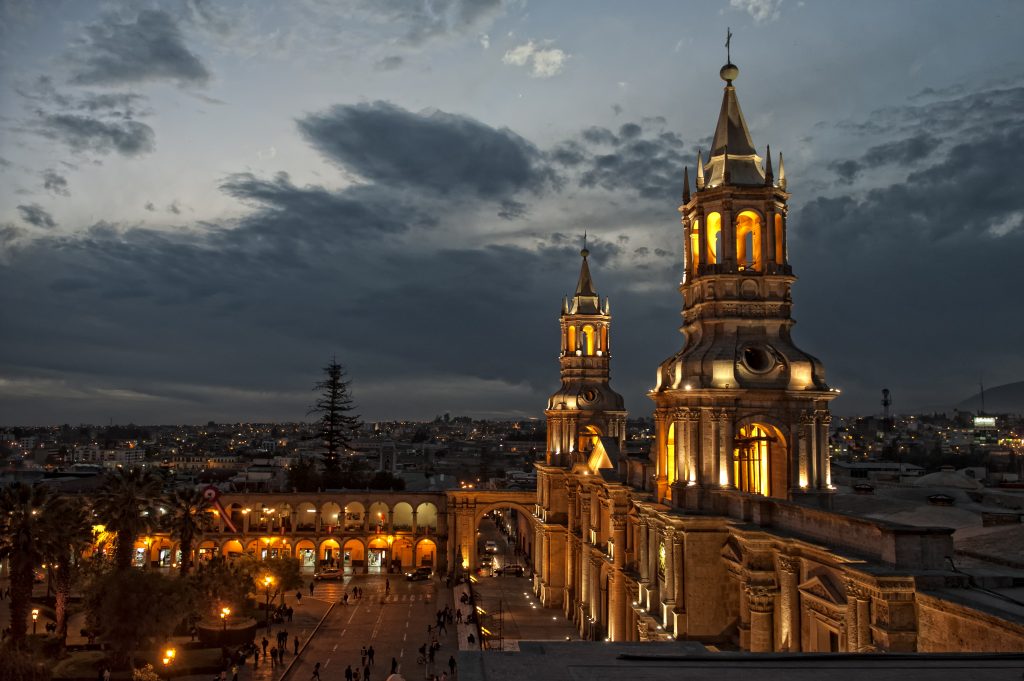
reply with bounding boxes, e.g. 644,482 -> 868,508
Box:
92,468 -> 161,571
162,487 -> 213,576
44,497 -> 94,645
0,483 -> 58,648
287,457 -> 322,492
309,359 -> 362,476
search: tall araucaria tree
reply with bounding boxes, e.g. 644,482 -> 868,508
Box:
162,487 -> 212,576
309,359 -> 362,481
0,483 -> 59,648
91,468 -> 161,571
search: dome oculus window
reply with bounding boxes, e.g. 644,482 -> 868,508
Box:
741,345 -> 775,374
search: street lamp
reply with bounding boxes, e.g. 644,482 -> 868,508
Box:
162,647 -> 176,679
220,607 -> 231,632
31,608 -> 39,635
262,575 -> 275,631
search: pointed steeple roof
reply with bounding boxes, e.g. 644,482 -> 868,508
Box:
704,62 -> 766,187
711,70 -> 757,157
567,241 -> 602,315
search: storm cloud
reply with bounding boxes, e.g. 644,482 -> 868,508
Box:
17,204 -> 57,229
34,114 -> 155,157
298,101 -> 558,199
69,10 -> 210,86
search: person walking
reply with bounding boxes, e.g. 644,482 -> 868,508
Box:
385,578 -> 390,595
309,582 -> 315,597
360,646 -> 367,667
296,590 -> 303,606
367,645 -> 375,666
270,647 -> 278,666
448,656 -> 456,677
390,657 -> 398,674
363,665 -> 370,681
231,665 -> 239,681
294,635 -> 300,655
312,662 -> 321,681
345,665 -> 353,681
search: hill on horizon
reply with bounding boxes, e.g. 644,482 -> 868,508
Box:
957,380 -> 1024,415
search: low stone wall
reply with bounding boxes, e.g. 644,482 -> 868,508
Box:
916,591 -> 1024,652
713,490 -> 954,570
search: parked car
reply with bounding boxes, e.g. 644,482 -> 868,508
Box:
405,567 -> 432,581
495,564 -> 524,576
314,568 -> 344,581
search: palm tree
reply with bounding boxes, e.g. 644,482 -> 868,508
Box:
43,497 -> 95,645
91,468 -> 161,571
162,487 -> 212,575
0,483 -> 58,647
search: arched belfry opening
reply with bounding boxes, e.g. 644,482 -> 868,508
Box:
733,423 -> 787,498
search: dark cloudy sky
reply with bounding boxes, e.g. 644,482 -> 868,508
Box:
2,0 -> 1023,425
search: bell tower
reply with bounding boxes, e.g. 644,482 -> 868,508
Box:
545,246 -> 627,468
650,58 -> 837,508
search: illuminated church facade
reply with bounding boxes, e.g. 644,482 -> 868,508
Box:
528,60 -> 1024,652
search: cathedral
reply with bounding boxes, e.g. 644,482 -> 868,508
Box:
529,59 -> 1024,652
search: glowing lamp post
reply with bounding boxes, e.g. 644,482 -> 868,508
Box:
220,606 -> 231,631
162,647 -> 176,679
262,575 -> 275,631
31,608 -> 39,635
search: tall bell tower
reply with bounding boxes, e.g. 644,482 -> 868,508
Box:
650,58 -> 837,508
545,246 -> 627,468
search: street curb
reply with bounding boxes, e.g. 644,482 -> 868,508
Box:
279,600 -> 337,681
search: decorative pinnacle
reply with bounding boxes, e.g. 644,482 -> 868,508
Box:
682,166 -> 691,203
696,149 -> 705,190
778,152 -> 787,190
765,144 -> 774,185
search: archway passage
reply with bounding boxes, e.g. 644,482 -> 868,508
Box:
733,423 -> 787,498
343,539 -> 365,573
367,537 -> 390,574
474,506 -> 531,577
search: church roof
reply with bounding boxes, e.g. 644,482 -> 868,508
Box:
567,247 -> 602,315
703,63 -> 766,188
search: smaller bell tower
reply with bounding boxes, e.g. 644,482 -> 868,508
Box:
545,246 -> 627,467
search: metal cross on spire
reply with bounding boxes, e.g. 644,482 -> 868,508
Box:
726,27 -> 732,63
583,230 -> 588,252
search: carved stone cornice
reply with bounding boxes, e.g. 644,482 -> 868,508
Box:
776,554 -> 800,575
746,584 -> 777,613
844,578 -> 872,601
611,515 -> 628,532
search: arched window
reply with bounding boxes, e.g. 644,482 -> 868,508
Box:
733,423 -> 783,496
567,325 -> 577,353
666,422 -> 677,486
689,220 -> 701,273
706,213 -> 722,264
582,325 -> 595,355
774,214 -> 784,265
736,211 -> 763,271
601,326 -> 608,352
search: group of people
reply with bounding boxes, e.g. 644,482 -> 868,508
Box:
340,586 -> 365,605
242,628 -> 299,667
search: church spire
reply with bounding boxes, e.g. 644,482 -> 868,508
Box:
569,235 -> 600,314
696,149 -> 705,190
706,54 -> 765,187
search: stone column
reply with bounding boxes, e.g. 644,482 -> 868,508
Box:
647,523 -> 659,610
719,412 -> 734,488
637,519 -> 649,583
818,412 -> 832,489
845,578 -> 872,652
243,510 -> 251,534
387,510 -> 395,533
672,533 -> 684,618
777,555 -> 801,651
411,510 -> 418,535
653,411 -> 668,501
609,516 -> 627,640
580,496 -> 592,613
765,205 -> 776,269
747,585 -> 776,652
800,412 -> 815,489
662,527 -> 676,629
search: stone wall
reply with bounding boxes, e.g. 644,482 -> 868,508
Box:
916,592 -> 1024,652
